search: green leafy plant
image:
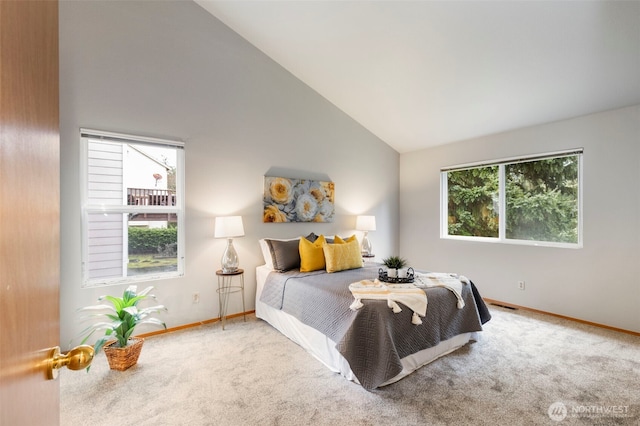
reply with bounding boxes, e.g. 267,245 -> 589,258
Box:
78,285 -> 167,356
382,256 -> 407,270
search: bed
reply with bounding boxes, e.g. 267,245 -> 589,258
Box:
255,236 -> 491,390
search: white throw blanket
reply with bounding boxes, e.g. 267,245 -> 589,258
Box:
349,279 -> 427,325
414,272 -> 468,309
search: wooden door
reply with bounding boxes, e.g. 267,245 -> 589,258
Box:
0,1 -> 61,425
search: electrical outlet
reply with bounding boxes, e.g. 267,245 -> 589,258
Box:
518,281 -> 525,290
193,292 -> 200,303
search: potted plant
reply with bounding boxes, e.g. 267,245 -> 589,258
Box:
382,255 -> 407,278
78,285 -> 167,371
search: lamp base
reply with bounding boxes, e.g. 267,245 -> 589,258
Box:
361,232 -> 373,257
221,239 -> 239,273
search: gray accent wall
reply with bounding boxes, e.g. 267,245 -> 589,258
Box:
59,1 -> 399,347
400,105 -> 640,333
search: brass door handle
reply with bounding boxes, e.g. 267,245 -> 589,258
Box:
46,345 -> 94,380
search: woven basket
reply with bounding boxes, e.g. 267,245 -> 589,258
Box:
103,337 -> 144,371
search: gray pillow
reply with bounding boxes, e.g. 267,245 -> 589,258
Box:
305,232 -> 319,242
265,239 -> 301,272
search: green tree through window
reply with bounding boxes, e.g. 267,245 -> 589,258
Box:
443,151 -> 581,246
506,157 -> 579,243
447,166 -> 499,237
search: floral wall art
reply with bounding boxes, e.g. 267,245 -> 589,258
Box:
263,176 -> 335,223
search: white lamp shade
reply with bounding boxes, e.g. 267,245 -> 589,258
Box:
356,215 -> 376,232
215,216 -> 245,238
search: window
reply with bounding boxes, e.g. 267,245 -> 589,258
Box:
441,150 -> 582,248
80,129 -> 185,286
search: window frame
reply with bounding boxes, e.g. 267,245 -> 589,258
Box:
440,149 -> 583,249
80,128 -> 186,287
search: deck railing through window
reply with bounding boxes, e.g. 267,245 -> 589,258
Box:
127,188 -> 176,206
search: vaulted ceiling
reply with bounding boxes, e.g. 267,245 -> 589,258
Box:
196,1 -> 640,153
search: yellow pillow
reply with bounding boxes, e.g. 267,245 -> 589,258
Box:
299,235 -> 326,272
323,238 -> 363,273
333,234 -> 357,244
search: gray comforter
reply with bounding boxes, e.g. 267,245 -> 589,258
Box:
260,264 -> 491,389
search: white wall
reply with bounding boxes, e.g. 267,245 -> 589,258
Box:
59,1 -> 399,348
400,105 -> 640,333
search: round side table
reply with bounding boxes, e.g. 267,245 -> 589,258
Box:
216,269 -> 246,330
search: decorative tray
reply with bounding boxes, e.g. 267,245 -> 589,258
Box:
378,267 -> 415,284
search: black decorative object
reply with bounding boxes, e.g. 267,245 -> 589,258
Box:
378,267 -> 415,283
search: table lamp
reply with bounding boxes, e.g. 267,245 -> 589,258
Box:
215,216 -> 245,273
356,215 -> 376,256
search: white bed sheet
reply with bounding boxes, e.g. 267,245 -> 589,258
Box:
255,265 -> 478,388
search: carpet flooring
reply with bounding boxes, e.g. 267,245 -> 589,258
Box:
60,305 -> 640,425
